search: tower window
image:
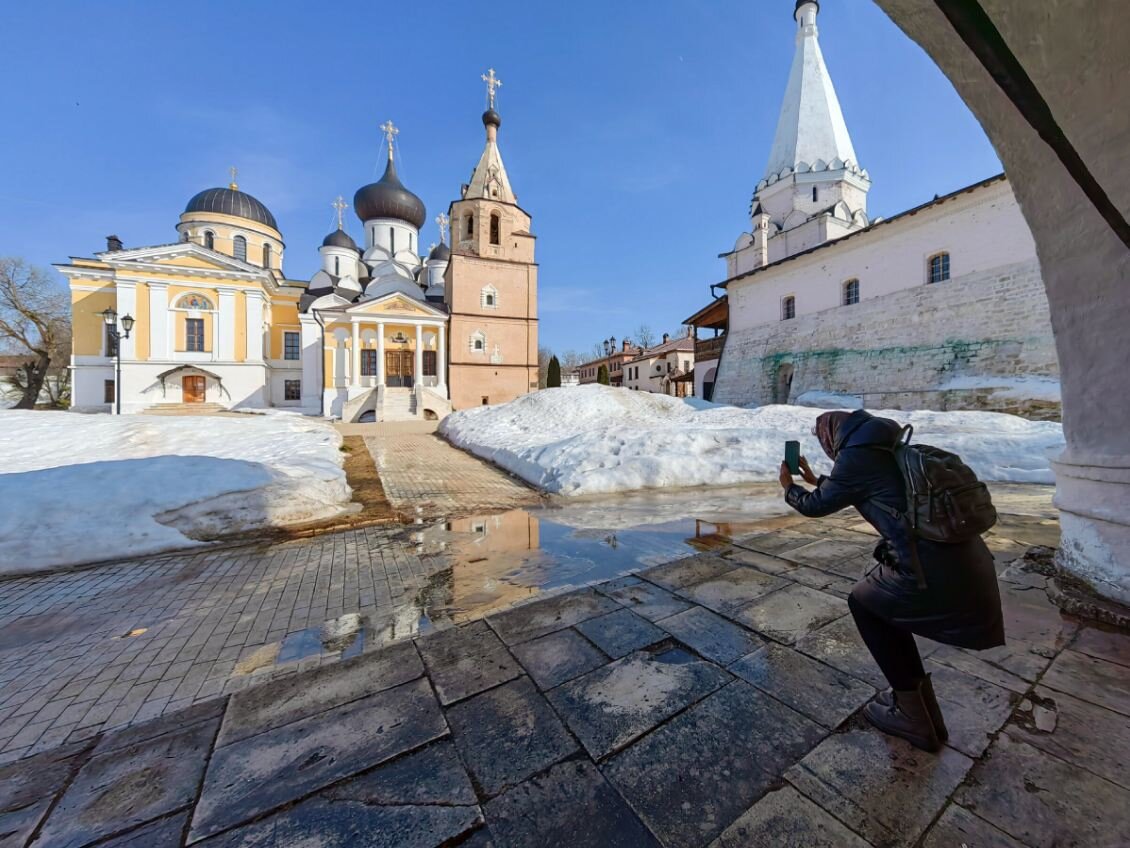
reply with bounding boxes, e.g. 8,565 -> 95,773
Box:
781,295 -> 796,321
186,318 -> 205,352
812,186 -> 818,202
334,256 -> 340,275
843,278 -> 860,305
262,242 -> 271,268
233,235 -> 247,261
390,227 -> 396,252
928,252 -> 951,284
489,213 -> 501,245
465,214 -> 474,236
203,230 -> 214,250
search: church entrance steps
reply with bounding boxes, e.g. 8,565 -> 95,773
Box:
381,387 -> 418,421
141,402 -> 228,416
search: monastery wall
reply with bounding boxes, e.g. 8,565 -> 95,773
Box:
712,256 -> 1060,418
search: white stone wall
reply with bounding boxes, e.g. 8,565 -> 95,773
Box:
714,256 -> 1058,417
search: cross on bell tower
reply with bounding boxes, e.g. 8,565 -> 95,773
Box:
481,68 -> 502,109
332,196 -> 347,230
379,120 -> 398,160
435,212 -> 449,245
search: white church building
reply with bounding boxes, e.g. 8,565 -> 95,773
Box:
693,0 -> 1059,419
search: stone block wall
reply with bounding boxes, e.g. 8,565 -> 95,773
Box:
713,258 -> 1060,418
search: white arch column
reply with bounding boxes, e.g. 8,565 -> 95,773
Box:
415,325 -> 423,387
377,322 -> 385,387
351,320 -> 361,388
437,323 -> 446,389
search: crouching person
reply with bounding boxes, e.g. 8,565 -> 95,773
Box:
778,410 -> 1004,752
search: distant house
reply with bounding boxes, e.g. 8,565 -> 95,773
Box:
621,332 -> 696,397
560,370 -> 580,388
575,339 -> 642,387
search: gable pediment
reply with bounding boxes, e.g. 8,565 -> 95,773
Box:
348,293 -> 445,318
100,243 -> 267,278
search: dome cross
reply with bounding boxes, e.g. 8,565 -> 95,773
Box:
332,195 -> 347,230
229,165 -> 238,190
435,212 -> 449,244
481,68 -> 502,109
379,120 -> 399,160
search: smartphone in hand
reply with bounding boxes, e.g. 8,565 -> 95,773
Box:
785,440 -> 801,475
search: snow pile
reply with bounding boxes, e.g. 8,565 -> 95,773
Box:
439,385 -> 1065,496
938,375 -> 1062,403
0,411 -> 352,573
795,390 -> 864,409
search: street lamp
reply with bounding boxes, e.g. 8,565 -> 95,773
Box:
101,308 -> 134,415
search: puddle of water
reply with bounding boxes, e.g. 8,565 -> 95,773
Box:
403,484 -> 791,626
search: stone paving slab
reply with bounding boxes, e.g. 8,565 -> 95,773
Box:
597,580 -> 694,623
924,659 -> 1017,758
602,681 -> 826,848
195,742 -> 483,848
217,639 -> 423,746
1039,649 -> 1130,717
416,620 -> 522,705
446,677 -> 578,798
483,759 -> 659,848
730,643 -> 876,729
955,731 -> 1130,848
920,804 -> 1027,848
674,567 -> 789,616
509,628 -> 609,690
731,584 -> 848,646
37,718 -> 218,848
721,548 -> 799,576
640,555 -> 739,590
189,677 -> 447,842
785,729 -> 973,848
1070,623 -> 1130,668
487,588 -> 621,646
657,605 -> 766,666
709,785 -> 875,848
98,813 -> 190,847
793,614 -> 888,689
575,609 -> 666,659
0,741 -> 91,848
548,646 -> 732,760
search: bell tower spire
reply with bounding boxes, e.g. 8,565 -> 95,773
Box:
464,67 -> 516,203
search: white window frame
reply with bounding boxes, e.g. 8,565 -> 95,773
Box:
470,330 -> 486,354
781,295 -> 796,321
481,285 -> 499,309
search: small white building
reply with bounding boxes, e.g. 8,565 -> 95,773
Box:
622,333 -> 696,396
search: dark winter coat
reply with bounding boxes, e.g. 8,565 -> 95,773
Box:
785,410 -> 1005,650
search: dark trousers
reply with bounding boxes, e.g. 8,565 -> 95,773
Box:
848,592 -> 926,690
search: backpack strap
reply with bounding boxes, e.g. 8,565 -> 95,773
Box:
875,428 -> 928,591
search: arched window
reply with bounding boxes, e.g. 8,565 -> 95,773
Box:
928,252 -> 951,284
334,256 -> 340,276
812,186 -> 818,202
843,278 -> 860,305
470,331 -> 486,353
203,231 -> 215,250
262,242 -> 271,268
481,285 -> 498,308
175,293 -> 214,310
489,213 -> 501,245
233,235 -> 247,262
781,295 -> 796,320
390,227 -> 396,252
465,214 -> 474,237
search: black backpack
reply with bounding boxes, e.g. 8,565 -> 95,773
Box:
877,425 -> 997,588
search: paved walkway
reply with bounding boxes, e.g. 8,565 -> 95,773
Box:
1,508 -> 1125,847
363,433 -> 539,517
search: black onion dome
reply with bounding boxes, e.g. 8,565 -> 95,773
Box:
428,241 -> 451,261
353,157 -> 426,228
322,229 -> 358,250
184,187 -> 278,230
795,0 -> 819,13
482,109 -> 501,129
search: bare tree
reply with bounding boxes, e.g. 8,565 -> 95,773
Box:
537,345 -> 553,389
561,350 -> 584,371
634,324 -> 655,349
0,258 -> 71,409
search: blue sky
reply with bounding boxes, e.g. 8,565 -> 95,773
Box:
0,0 -> 1000,356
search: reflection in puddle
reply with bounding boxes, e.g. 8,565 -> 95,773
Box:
275,613 -> 368,665
406,485 -> 789,626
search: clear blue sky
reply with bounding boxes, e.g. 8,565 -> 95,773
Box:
0,0 -> 1000,357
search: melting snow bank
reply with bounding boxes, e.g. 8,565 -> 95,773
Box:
439,385 -> 1065,496
0,411 -> 352,573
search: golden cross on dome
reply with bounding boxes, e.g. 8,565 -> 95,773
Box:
435,212 -> 449,244
481,68 -> 502,109
229,165 -> 238,190
379,120 -> 399,159
332,196 -> 347,230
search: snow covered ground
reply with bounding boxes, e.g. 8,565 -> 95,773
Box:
440,385 -> 1065,496
0,411 -> 352,573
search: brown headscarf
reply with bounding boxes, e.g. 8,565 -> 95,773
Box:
814,411 -> 853,460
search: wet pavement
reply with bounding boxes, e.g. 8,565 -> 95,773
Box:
1,489 -> 1126,847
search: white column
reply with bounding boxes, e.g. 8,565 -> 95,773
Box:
377,322 -> 385,386
351,320 -> 361,387
437,323 -> 446,388
115,282 -> 137,360
245,290 -> 264,362
415,324 -> 423,388
299,315 -> 322,412
217,287 -> 236,361
148,283 -> 168,360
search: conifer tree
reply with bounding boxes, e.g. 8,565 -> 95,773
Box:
597,364 -> 610,385
547,356 -> 561,388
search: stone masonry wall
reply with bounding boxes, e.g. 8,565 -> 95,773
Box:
713,257 -> 1060,418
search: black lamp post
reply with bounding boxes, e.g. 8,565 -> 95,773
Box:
101,308 -> 134,414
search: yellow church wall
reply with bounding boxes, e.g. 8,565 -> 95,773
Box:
134,284 -> 150,361
177,213 -> 284,273
70,289 -> 116,356
268,301 -> 300,360
234,291 -> 247,362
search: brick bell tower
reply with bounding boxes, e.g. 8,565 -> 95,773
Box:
445,68 -> 539,410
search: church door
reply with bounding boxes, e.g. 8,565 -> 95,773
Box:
183,375 -> 205,403
385,351 -> 414,388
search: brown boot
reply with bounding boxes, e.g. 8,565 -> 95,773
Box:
876,674 -> 948,742
864,678 -> 941,752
